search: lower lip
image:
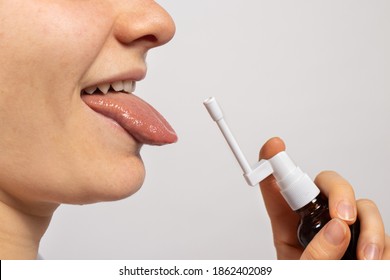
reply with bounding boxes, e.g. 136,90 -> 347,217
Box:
81,92 -> 178,146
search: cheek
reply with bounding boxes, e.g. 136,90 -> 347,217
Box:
0,1 -> 113,148
0,1 -> 111,86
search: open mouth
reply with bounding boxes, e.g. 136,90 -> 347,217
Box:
80,79 -> 178,146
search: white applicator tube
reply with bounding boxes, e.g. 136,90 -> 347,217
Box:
203,97 -> 252,174
203,97 -> 319,211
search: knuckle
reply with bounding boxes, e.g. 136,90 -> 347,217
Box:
315,170 -> 338,180
314,170 -> 333,184
357,198 -> 376,209
303,242 -> 331,260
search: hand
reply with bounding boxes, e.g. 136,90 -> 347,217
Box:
259,137 -> 390,259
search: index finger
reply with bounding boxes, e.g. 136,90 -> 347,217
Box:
314,171 -> 357,224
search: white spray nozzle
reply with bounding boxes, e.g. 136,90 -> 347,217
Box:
203,97 -> 273,185
203,97 -> 253,175
204,97 -> 224,121
203,97 -> 320,210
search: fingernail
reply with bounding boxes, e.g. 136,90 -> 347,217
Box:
337,200 -> 356,221
324,219 -> 347,246
364,244 -> 380,260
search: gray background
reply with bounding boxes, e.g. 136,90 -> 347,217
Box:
40,0 -> 390,259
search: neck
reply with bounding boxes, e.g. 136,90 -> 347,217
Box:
0,194 -> 58,259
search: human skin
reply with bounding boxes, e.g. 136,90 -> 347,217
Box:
259,137 -> 390,259
0,0 -> 175,259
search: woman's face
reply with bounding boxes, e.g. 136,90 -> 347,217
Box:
0,0 -> 176,208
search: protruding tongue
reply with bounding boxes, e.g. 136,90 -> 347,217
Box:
81,93 -> 178,145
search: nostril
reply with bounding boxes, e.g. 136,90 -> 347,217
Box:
140,34 -> 158,43
129,34 -> 158,47
113,24 -> 159,47
118,34 -> 159,49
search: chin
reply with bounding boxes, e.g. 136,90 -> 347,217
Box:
95,160 -> 146,203
59,157 -> 146,205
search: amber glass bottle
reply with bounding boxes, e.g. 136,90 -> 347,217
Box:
296,193 -> 360,260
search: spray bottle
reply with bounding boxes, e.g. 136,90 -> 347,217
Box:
203,97 -> 359,259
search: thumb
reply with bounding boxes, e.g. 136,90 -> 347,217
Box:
300,218 -> 350,260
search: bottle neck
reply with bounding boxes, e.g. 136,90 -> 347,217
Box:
295,193 -> 329,219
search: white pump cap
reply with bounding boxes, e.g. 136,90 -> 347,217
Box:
268,152 -> 320,210
243,152 -> 319,210
204,97 -> 320,211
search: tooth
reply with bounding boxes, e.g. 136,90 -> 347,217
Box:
123,80 -> 134,93
98,83 -> 110,94
131,81 -> 136,93
112,81 -> 124,92
84,86 -> 97,94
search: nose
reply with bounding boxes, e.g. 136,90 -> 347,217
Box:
113,1 -> 176,49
